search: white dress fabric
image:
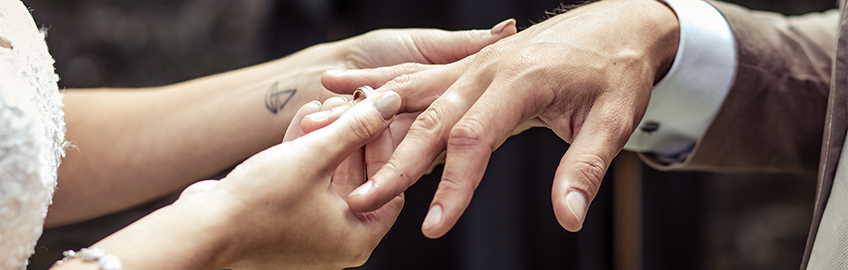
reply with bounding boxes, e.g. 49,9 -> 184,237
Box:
0,0 -> 65,269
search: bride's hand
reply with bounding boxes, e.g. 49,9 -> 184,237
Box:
181,91 -> 403,269
340,18 -> 517,69
291,19 -> 517,102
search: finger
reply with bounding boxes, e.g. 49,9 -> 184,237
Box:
302,102 -> 353,133
329,95 -> 390,197
321,96 -> 349,110
549,102 -> 637,232
420,77 -> 541,238
325,64 -> 465,113
408,18 -> 517,64
283,101 -> 322,142
380,64 -> 470,113
347,71 -> 489,213
293,91 -> 402,174
385,112 -> 446,175
322,18 -> 516,93
332,147 -> 366,197
388,112 -> 420,148
365,128 -> 394,178
321,63 -> 434,94
177,180 -> 220,201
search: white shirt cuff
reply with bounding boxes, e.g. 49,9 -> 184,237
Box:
623,0 -> 736,162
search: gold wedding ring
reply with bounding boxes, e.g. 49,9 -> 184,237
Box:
353,86 -> 375,102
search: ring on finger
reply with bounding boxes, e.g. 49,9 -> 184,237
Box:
353,86 -> 376,102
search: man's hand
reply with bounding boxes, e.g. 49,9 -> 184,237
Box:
323,0 -> 680,238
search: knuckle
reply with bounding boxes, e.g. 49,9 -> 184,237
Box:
396,62 -> 422,74
460,29 -> 476,41
365,160 -> 387,172
473,46 -> 503,62
412,106 -> 447,133
572,153 -> 608,193
346,113 -> 378,140
387,73 -> 416,90
447,118 -> 490,151
435,177 -> 475,201
503,52 -> 538,74
461,30 -> 486,54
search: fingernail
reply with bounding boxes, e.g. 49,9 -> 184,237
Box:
373,91 -> 401,120
305,110 -> 332,121
490,18 -> 516,35
302,100 -> 322,112
566,191 -> 588,229
422,204 -> 442,230
323,96 -> 349,107
349,180 -> 374,198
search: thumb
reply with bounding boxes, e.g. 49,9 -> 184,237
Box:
410,18 -> 517,64
294,91 -> 402,173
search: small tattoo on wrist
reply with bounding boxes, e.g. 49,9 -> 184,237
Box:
265,82 -> 296,114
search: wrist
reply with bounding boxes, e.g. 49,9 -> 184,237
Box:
272,42 -> 349,102
553,0 -> 680,83
89,193 -> 241,270
636,0 -> 681,82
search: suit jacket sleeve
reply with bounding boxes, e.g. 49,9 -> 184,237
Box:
640,1 -> 840,174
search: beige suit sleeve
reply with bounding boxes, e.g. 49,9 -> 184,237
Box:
641,2 -> 840,174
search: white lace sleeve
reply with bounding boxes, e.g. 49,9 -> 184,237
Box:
0,1 -> 65,269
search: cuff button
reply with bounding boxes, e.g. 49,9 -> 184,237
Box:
640,121 -> 660,133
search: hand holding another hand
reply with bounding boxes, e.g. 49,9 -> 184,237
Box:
97,92 -> 406,270
215,91 -> 404,269
323,0 -> 680,238
55,20 -> 522,270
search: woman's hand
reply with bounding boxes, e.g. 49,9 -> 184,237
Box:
289,19 -> 518,103
209,91 -> 404,269
64,91 -> 406,270
340,18 -> 517,69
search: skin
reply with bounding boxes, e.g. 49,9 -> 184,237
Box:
52,91 -> 406,270
0,37 -> 10,49
322,0 -> 680,238
49,20 -> 517,226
